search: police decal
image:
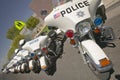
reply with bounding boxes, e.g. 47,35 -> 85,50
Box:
60,0 -> 89,17
77,11 -> 85,17
53,12 -> 61,19
29,39 -> 39,45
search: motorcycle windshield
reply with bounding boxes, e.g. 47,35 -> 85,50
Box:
52,0 -> 71,8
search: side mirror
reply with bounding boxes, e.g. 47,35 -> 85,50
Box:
89,0 -> 101,20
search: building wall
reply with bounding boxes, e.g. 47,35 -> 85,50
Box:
29,0 -> 120,19
29,0 -> 53,19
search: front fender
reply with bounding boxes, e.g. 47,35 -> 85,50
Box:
81,40 -> 109,65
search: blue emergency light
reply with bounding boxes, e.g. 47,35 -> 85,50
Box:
94,17 -> 103,26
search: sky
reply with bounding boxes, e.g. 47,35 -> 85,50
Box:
0,0 -> 33,69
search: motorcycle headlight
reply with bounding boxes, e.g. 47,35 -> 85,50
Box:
76,22 -> 91,36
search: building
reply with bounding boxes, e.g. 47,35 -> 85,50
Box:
20,27 -> 33,39
20,17 -> 45,39
31,17 -> 45,38
29,0 -> 53,19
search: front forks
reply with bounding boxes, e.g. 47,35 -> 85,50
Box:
70,34 -> 95,64
77,42 -> 88,64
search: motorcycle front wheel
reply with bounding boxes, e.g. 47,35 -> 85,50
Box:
32,60 -> 41,73
24,63 -> 31,73
87,58 -> 112,80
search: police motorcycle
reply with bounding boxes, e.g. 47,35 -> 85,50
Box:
3,49 -> 31,74
4,55 -> 23,74
2,61 -> 16,74
19,36 -> 48,74
15,48 -> 41,73
19,29 -> 66,75
44,0 -> 114,79
14,49 -> 31,73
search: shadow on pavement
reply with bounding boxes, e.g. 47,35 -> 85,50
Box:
97,41 -> 116,49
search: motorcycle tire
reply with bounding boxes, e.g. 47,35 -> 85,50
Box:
21,62 -> 30,73
45,63 -> 56,76
13,70 -> 19,74
87,57 -> 111,80
32,60 -> 41,73
24,63 -> 31,73
33,68 -> 41,73
20,70 -> 24,73
45,69 -> 53,76
25,69 -> 31,73
20,65 -> 24,73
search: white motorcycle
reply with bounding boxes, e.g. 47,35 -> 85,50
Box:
19,29 -> 65,75
44,0 -> 114,79
19,36 -> 48,73
4,49 -> 31,74
19,35 -> 51,74
4,55 -> 22,74
15,49 -> 31,73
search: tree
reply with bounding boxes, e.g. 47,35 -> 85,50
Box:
41,25 -> 50,34
6,16 -> 40,60
26,16 -> 39,30
7,35 -> 24,60
6,26 -> 20,40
